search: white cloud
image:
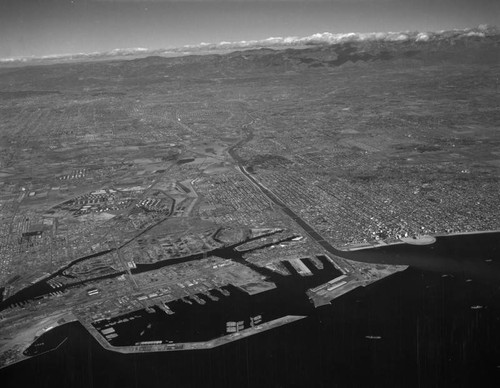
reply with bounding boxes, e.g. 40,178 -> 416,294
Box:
415,32 -> 430,42
183,26 -> 493,49
1,25 -> 497,65
211,25 -> 496,48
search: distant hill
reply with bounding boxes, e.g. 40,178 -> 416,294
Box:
0,26 -> 498,93
0,24 -> 498,70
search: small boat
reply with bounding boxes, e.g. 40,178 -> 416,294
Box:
470,305 -> 484,310
365,335 -> 382,340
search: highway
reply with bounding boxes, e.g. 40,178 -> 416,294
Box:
228,129 -> 356,272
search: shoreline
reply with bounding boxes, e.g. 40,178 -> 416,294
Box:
340,229 -> 500,252
3,229 -> 498,369
434,229 -> 500,237
0,311 -> 76,370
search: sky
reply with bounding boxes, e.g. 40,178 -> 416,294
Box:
0,0 -> 499,59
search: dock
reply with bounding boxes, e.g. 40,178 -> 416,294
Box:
287,259 -> 313,276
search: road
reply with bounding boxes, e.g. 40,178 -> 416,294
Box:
228,126 -> 356,272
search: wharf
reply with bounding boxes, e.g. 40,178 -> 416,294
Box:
287,259 -> 313,276
307,264 -> 407,308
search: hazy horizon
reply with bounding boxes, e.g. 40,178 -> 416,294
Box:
1,0 -> 499,59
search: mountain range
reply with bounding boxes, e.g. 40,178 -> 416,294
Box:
1,25 -> 498,68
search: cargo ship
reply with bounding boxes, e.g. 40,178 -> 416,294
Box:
365,335 -> 382,340
217,287 -> 230,297
158,301 -> 175,315
250,315 -> 262,326
226,321 -> 237,333
191,295 -> 206,305
204,291 -> 219,301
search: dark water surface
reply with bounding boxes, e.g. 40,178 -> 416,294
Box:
95,256 -> 341,346
0,230 -> 293,311
2,232 -> 500,388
